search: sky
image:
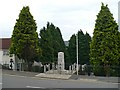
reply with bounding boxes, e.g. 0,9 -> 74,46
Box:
0,0 -> 119,41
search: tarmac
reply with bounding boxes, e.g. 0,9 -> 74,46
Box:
2,69 -> 120,83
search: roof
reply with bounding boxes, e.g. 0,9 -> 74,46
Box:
0,38 -> 11,49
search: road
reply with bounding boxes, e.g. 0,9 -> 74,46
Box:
2,74 -> 118,89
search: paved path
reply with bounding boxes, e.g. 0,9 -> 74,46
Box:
35,73 -> 71,79
70,74 -> 120,83
2,69 -> 39,77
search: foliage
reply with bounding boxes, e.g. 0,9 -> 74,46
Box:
85,32 -> 91,64
10,6 -> 41,71
78,30 -> 91,65
67,34 -> 76,64
68,30 -> 91,65
39,22 -> 67,65
90,3 -> 120,76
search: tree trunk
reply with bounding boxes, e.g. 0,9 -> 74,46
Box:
28,62 -> 33,71
104,64 -> 110,77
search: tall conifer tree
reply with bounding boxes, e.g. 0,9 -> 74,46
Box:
68,34 -> 76,64
10,6 -> 41,71
90,3 -> 120,76
39,22 -> 66,64
68,30 -> 91,65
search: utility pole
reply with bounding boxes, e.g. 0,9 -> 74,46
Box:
118,1 -> 120,32
76,32 -> 79,75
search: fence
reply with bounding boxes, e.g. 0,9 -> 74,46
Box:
78,65 -> 120,77
2,63 -> 120,77
32,64 -> 120,77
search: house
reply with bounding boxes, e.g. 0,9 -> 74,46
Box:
0,38 -> 22,70
0,38 -> 41,71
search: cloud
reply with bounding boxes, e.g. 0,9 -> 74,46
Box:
0,0 -> 119,40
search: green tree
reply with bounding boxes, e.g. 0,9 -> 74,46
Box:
10,6 -> 41,71
78,30 -> 87,65
68,34 -> 76,65
90,3 -> 120,76
39,25 -> 54,64
84,32 -> 91,64
39,22 -> 67,65
68,30 -> 91,65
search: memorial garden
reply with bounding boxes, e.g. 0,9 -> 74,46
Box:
9,3 -> 120,77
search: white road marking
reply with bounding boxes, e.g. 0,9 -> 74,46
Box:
0,83 -> 2,84
80,79 -> 97,82
26,85 -> 45,88
4,74 -> 27,78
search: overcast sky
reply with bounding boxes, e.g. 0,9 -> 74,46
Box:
0,0 -> 119,41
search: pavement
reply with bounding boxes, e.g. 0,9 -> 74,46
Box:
2,69 -> 120,83
2,69 -> 39,77
35,73 -> 71,80
70,74 -> 120,83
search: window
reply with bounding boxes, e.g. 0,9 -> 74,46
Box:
3,50 -> 9,56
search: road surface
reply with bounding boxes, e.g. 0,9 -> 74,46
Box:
2,74 -> 118,89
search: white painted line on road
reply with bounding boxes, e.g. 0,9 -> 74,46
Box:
0,83 -> 2,85
3,74 -> 27,78
26,85 -> 45,88
80,79 -> 97,82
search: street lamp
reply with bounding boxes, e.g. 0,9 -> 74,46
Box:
76,31 -> 79,75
